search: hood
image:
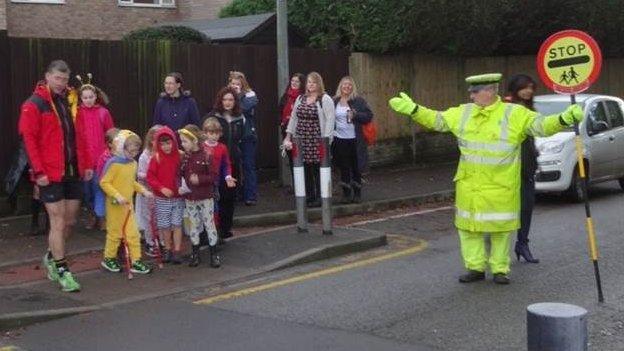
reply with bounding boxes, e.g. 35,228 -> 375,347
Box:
153,126 -> 179,153
34,81 -> 79,119
159,90 -> 192,99
112,130 -> 139,159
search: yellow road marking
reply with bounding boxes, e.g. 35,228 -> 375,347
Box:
195,239 -> 428,305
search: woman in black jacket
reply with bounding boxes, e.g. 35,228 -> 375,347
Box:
506,74 -> 540,263
332,76 -> 373,203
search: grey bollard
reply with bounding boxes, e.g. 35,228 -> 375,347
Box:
527,302 -> 588,351
292,137 -> 308,233
319,137 -> 332,235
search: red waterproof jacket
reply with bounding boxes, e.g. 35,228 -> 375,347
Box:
18,82 -> 91,182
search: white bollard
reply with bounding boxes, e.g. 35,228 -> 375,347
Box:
292,137 -> 307,233
319,137 -> 332,235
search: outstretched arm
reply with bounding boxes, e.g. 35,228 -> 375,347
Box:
389,92 -> 456,133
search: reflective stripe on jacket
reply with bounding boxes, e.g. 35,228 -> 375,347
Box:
411,96 -> 565,232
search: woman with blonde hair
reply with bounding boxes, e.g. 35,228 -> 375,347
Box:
228,71 -> 259,206
282,72 -> 335,207
332,76 -> 373,203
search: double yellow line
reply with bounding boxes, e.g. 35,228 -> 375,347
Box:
195,238 -> 428,305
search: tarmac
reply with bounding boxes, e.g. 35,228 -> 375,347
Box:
0,161 -> 456,331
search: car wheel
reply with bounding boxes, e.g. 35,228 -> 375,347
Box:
566,169 -> 586,202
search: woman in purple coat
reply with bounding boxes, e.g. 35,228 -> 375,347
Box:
153,72 -> 201,131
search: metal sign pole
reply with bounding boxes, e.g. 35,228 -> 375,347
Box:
570,94 -> 604,303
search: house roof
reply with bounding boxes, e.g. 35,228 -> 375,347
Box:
164,12 -> 277,43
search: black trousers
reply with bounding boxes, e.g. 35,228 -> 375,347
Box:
218,184 -> 236,235
517,177 -> 535,244
332,138 -> 361,185
304,162 -> 320,202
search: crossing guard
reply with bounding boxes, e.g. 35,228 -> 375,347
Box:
389,73 -> 584,284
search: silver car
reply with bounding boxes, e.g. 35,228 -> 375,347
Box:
533,94 -> 624,201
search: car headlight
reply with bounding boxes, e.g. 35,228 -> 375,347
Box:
537,141 -> 564,154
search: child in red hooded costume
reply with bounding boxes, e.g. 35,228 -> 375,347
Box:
147,127 -> 184,264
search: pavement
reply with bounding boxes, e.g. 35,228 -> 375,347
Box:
0,161 -> 456,331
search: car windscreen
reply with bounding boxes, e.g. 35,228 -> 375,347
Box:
534,101 -> 585,131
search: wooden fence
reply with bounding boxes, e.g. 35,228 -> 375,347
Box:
350,52 -> 624,141
0,35 -> 349,183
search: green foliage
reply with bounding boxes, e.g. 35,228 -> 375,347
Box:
219,0 -> 624,57
123,26 -> 209,43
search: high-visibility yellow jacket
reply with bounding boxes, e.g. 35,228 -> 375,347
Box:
411,96 -> 566,232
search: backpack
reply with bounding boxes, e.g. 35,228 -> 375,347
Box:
362,121 -> 377,146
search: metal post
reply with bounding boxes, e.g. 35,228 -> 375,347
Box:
527,302 -> 588,351
276,0 -> 291,186
319,137 -> 332,235
292,137 -> 307,232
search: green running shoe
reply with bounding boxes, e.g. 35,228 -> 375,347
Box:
58,271 -> 81,292
130,260 -> 152,274
101,258 -> 121,273
43,252 -> 59,281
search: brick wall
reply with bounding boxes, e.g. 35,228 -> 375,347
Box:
0,0 -> 6,30
177,0 -> 231,20
6,0 -> 226,39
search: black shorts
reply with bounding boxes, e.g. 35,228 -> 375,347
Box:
39,180 -> 83,203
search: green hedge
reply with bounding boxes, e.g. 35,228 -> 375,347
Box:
219,0 -> 624,57
123,26 -> 210,43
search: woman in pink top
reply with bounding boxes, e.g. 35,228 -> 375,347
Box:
75,79 -> 115,229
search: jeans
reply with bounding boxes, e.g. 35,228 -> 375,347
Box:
240,138 -> 258,202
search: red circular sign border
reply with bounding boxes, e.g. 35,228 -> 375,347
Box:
536,29 -> 602,94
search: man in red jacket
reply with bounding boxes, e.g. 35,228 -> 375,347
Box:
18,60 -> 93,292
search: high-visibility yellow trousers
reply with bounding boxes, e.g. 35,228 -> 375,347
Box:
458,230 -> 512,274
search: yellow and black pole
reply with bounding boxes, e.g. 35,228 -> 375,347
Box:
570,93 -> 604,303
538,29 -> 605,303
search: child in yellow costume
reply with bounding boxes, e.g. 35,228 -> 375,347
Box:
99,130 -> 154,274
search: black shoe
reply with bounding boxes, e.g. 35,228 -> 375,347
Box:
209,246 -> 221,268
189,245 -> 200,267
171,252 -> 182,265
458,270 -> 485,283
351,181 -> 362,203
339,182 -> 353,204
493,273 -> 510,285
515,241 -> 539,263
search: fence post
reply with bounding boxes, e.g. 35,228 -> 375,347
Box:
319,137 -> 332,235
292,137 -> 307,232
527,302 -> 588,351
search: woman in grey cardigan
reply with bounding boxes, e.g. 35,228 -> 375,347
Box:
282,72 -> 335,207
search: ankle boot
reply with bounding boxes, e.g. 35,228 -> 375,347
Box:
514,241 -> 539,263
350,181 -> 362,203
189,245 -> 200,267
209,245 -> 221,268
339,182 -> 353,204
